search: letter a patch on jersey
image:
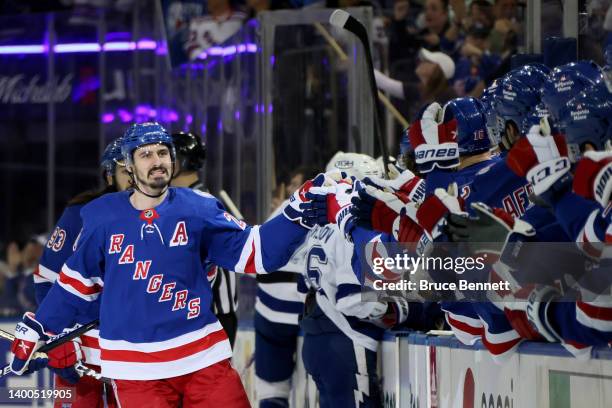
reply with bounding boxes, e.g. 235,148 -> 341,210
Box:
169,221 -> 188,247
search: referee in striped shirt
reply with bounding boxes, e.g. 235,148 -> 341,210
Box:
170,131 -> 238,346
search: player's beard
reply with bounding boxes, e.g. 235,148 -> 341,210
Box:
134,164 -> 171,193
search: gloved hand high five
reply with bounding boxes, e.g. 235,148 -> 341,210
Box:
350,185 -> 410,234
408,102 -> 460,174
362,163 -> 426,204
416,184 -> 467,240
572,151 -> 612,208
283,173 -> 330,229
506,118 -> 572,205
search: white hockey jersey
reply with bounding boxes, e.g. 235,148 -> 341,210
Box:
299,224 -> 385,352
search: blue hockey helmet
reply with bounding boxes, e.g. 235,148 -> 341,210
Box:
120,122 -> 174,164
100,138 -> 124,177
495,65 -> 549,135
480,79 -> 501,146
520,103 -> 557,135
558,83 -> 612,162
541,60 -> 604,123
442,97 -> 490,155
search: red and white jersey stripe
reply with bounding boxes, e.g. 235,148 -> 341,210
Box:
99,321 -> 231,380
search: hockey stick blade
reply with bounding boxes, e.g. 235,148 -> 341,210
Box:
329,9 -> 391,178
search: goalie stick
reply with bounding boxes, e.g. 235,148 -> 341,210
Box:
0,320 -> 99,380
329,9 -> 391,179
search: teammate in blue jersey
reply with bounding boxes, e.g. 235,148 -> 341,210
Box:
9,122 -> 322,407
32,138 -> 130,408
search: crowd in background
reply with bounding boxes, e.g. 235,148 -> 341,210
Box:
1,0 -> 612,317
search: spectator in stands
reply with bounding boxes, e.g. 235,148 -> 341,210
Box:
374,48 -> 456,120
488,0 -> 520,55
185,0 -> 247,60
388,0 -> 465,80
466,0 -> 495,32
0,236 -> 41,316
453,25 -> 501,96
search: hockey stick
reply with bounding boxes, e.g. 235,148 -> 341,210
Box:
0,327 -> 111,384
0,319 -> 99,380
314,21 -> 410,129
329,9 -> 391,179
219,190 -> 244,220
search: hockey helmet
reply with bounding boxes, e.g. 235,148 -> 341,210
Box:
442,97 -> 490,155
541,60 -> 604,124
121,122 -> 174,165
171,131 -> 206,172
325,152 -> 381,180
558,83 -> 612,162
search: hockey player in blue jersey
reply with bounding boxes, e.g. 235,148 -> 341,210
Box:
32,138 -> 130,408
9,122 -> 324,407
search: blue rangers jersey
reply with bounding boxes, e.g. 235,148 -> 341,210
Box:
35,204 -> 85,300
36,187 -> 307,380
425,157 -> 532,359
467,159 -> 535,219
34,203 -> 102,365
424,157 -> 500,200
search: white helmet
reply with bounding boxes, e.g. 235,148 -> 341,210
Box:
325,151 -> 381,180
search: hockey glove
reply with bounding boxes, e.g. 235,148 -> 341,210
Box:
506,119 -> 572,206
306,175 -> 359,238
46,338 -> 84,384
446,202 -> 535,259
10,312 -> 49,375
503,285 -> 561,342
350,185 -> 410,234
362,164 -> 426,204
409,102 -> 460,174
368,297 -> 410,329
572,151 -> 612,208
416,184 -> 466,240
283,173 -> 329,229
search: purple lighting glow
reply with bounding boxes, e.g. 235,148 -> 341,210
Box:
0,40 -> 159,55
196,43 -> 258,60
102,113 -> 114,123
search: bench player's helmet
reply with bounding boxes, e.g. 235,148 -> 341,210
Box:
171,131 -> 206,172
100,138 -> 124,179
558,83 -> 612,162
325,152 -> 381,180
541,60 -> 603,125
442,97 -> 490,156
